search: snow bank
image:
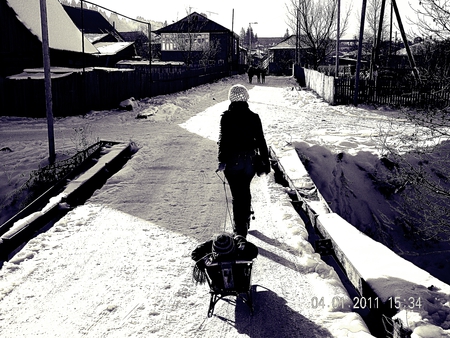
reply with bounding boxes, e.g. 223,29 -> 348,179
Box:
271,136 -> 450,337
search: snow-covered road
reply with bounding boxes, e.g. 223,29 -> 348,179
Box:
0,76 -> 375,337
1,75 -> 449,337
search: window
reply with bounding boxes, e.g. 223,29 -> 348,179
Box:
161,33 -> 210,51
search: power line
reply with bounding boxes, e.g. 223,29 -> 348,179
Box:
76,0 -> 150,25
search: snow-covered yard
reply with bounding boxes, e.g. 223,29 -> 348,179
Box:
0,75 -> 449,337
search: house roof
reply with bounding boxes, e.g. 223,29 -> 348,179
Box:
7,67 -> 84,80
63,4 -> 123,42
269,35 -> 308,50
7,66 -> 133,80
94,42 -> 134,55
396,42 -> 432,56
154,12 -> 230,34
63,5 -> 113,34
121,31 -> 150,43
6,0 -> 98,54
85,33 -> 110,44
257,37 -> 285,47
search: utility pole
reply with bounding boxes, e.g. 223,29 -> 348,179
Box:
391,0 -> 421,83
372,0 -> 420,83
39,0 -> 55,164
373,0 -> 387,70
335,0 -> 341,77
249,22 -> 257,65
296,7 -> 299,65
354,0 -> 367,106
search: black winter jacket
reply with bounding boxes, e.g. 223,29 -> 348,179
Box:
218,101 -> 269,165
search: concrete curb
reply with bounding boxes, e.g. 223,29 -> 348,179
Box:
270,145 -> 450,336
0,142 -> 133,259
270,145 -> 376,294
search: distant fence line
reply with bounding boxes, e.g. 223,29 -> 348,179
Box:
294,65 -> 450,109
0,64 -> 230,117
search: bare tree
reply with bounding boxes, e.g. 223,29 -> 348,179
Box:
364,0 -> 391,42
358,0 -> 394,77
404,1 -> 450,83
409,0 -> 450,39
285,0 -> 351,69
377,106 -> 450,242
371,1 -> 450,243
199,38 -> 221,69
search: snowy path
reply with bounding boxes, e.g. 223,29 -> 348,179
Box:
0,187 -> 369,337
0,76 -> 375,337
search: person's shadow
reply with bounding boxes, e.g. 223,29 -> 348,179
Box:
228,285 -> 334,338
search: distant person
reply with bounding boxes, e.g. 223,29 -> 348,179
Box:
261,67 -> 266,84
256,67 -> 261,83
247,66 -> 255,83
217,84 -> 270,237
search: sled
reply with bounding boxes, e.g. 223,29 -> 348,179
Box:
204,260 -> 254,317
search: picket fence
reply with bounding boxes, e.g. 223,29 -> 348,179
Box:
295,65 -> 450,109
335,77 -> 450,109
0,64 -> 229,117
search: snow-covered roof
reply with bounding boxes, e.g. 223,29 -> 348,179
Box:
85,33 -> 109,44
6,66 -> 86,80
6,66 -> 134,80
116,60 -> 185,67
396,42 -> 433,56
269,35 -> 307,50
6,0 -> 98,54
7,71 -> 73,80
94,42 -> 134,55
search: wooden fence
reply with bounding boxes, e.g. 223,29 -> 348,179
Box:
295,65 -> 450,109
302,68 -> 335,104
335,77 -> 450,109
0,64 -> 229,117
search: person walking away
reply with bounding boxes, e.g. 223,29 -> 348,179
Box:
261,67 -> 266,84
247,66 -> 254,84
217,84 -> 270,237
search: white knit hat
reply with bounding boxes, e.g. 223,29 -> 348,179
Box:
212,233 -> 235,255
228,84 -> 249,102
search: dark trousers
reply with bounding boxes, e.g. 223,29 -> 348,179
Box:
225,155 -> 256,237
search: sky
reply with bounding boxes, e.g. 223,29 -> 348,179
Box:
75,0 -> 420,39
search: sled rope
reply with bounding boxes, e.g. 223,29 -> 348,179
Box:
215,170 -> 233,232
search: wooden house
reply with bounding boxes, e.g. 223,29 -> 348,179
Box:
63,5 -> 136,67
0,0 -> 101,77
154,12 -> 239,71
268,35 -> 297,75
268,35 -> 312,75
0,0 -> 138,78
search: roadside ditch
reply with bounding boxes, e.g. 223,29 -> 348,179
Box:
0,141 -> 137,262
